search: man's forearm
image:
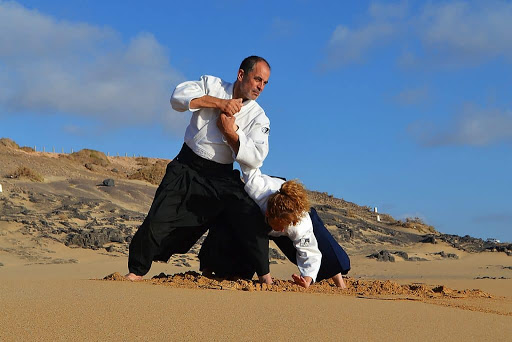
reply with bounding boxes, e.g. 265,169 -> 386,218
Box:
189,95 -> 223,110
191,96 -> 242,116
223,130 -> 240,155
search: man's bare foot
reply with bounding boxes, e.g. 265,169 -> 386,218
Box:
258,273 -> 273,284
125,273 -> 143,281
332,273 -> 346,289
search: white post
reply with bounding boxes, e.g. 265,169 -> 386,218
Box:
377,215 -> 381,222
0,184 -> 3,193
374,207 -> 378,213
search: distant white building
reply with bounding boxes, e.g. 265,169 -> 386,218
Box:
486,238 -> 500,243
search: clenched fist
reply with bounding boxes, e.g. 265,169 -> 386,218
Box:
218,98 -> 242,116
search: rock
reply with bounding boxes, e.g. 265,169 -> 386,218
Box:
66,230 -> 109,249
435,251 -> 459,259
408,256 -> 428,262
85,163 -> 94,171
393,251 -> 409,260
269,248 -> 286,260
0,262 -> 4,266
421,235 -> 437,244
102,179 -> 115,187
105,246 -> 115,252
367,250 -> 395,262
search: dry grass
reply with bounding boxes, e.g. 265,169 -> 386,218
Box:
0,138 -> 20,149
379,213 -> 397,224
345,208 -> 357,218
19,146 -> 35,152
135,157 -> 150,166
65,149 -> 110,168
397,217 -> 437,234
7,166 -> 44,182
128,160 -> 167,185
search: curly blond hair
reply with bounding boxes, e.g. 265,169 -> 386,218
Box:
266,180 -> 309,229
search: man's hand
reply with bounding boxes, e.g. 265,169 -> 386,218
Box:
292,274 -> 312,289
217,113 -> 240,154
217,113 -> 238,134
258,273 -> 273,285
219,98 -> 242,116
189,96 -> 242,116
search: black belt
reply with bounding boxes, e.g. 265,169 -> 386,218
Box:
175,143 -> 234,176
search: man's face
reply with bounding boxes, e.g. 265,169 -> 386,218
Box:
237,61 -> 270,100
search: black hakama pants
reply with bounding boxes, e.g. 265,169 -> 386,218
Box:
199,207 -> 351,281
128,143 -> 270,276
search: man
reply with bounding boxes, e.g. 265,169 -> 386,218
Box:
126,56 -> 273,284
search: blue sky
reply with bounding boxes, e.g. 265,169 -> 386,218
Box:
1,0 -> 511,242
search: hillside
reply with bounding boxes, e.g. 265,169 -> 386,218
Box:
1,137 -> 510,269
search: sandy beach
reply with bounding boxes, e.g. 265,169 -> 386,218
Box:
1,250 -> 511,341
1,141 -> 511,341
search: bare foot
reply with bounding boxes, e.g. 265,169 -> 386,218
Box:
331,273 -> 346,289
125,273 -> 143,281
258,273 -> 273,285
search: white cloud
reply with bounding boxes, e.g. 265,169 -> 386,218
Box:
409,104 -> 512,146
268,17 -> 296,39
322,2 -> 407,68
419,1 -> 512,64
323,0 -> 512,69
393,86 -> 429,105
324,22 -> 396,68
369,1 -> 409,20
0,2 -> 186,135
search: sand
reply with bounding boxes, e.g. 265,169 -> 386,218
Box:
1,252 -> 511,341
1,143 -> 511,340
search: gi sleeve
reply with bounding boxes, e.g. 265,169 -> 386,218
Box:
170,75 -> 209,112
242,166 -> 283,212
235,115 -> 270,169
288,215 -> 322,282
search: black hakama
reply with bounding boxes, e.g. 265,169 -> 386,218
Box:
128,143 -> 270,276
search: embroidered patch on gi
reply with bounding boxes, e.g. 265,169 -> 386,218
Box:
300,238 -> 310,247
261,127 -> 270,134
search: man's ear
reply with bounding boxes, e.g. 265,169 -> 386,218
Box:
237,69 -> 244,82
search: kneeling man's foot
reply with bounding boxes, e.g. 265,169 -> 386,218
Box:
332,273 -> 347,289
125,273 -> 143,281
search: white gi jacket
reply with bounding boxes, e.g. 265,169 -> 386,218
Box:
171,75 -> 270,169
241,165 -> 322,282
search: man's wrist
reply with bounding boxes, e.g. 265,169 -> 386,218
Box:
215,98 -> 225,111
